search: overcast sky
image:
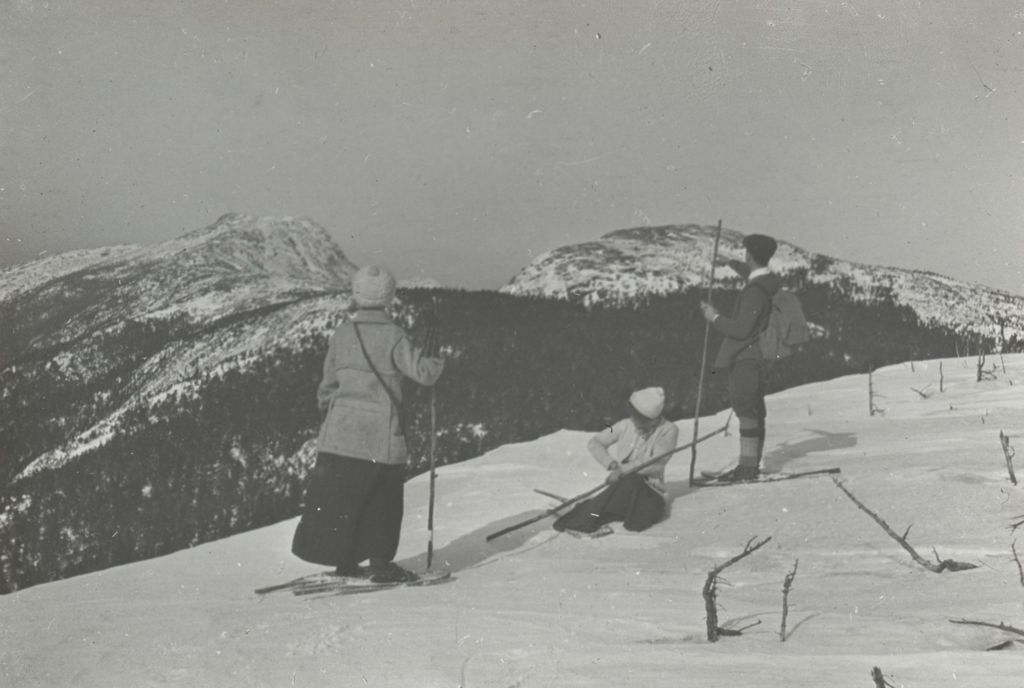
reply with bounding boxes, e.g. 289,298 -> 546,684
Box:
2,1 -> 1022,294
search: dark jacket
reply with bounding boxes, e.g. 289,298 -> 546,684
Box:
711,270 -> 782,369
316,309 -> 444,464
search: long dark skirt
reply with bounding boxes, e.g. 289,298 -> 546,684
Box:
291,453 -> 404,568
552,474 -> 666,533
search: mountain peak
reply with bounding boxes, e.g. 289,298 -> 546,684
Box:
502,223 -> 1024,341
156,213 -> 356,286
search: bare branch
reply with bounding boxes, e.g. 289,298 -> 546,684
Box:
780,559 -> 798,642
1013,540 -> 1024,588
703,536 -> 772,642
833,478 -> 977,573
1000,431 -> 1017,486
870,666 -> 896,688
977,351 -> 997,381
949,618 -> 1024,637
910,385 -> 932,399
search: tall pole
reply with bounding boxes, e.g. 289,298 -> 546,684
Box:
688,220 -> 723,485
426,296 -> 440,570
426,387 -> 437,570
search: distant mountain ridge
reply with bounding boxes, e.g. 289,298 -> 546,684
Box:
502,224 -> 1024,343
0,213 -> 355,480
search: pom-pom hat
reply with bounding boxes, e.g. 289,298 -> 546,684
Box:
629,387 -> 666,419
352,265 -> 396,308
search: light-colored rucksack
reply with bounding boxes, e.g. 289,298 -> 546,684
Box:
753,285 -> 810,362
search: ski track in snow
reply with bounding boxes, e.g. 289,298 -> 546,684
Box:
3,355 -> 1024,687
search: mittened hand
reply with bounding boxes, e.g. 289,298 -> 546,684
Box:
700,302 -> 719,322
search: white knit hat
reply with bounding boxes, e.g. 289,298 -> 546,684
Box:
352,265 -> 396,308
629,387 -> 665,419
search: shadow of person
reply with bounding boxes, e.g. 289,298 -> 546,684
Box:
664,480 -> 701,501
397,508 -> 560,574
762,429 -> 857,472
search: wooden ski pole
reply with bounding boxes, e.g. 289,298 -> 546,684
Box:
485,415 -> 732,543
688,220 -> 723,486
426,296 -> 440,570
426,387 -> 437,570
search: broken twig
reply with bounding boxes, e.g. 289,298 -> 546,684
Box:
870,666 -> 896,688
833,478 -> 977,573
780,559 -> 798,642
1013,540 -> 1024,587
703,536 -> 772,642
910,385 -> 932,399
1000,431 -> 1017,486
949,618 -> 1024,638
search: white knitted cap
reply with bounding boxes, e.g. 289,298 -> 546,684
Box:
352,265 -> 396,307
629,387 -> 665,419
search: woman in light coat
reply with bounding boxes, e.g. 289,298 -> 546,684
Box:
292,265 -> 444,583
553,387 -> 679,535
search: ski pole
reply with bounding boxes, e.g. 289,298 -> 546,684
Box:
485,415 -> 732,543
426,296 -> 440,570
426,386 -> 437,570
688,220 -> 723,486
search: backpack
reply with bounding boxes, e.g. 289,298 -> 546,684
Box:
753,285 -> 810,362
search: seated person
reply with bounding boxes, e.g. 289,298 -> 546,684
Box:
554,387 -> 679,535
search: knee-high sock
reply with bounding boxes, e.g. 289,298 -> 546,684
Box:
738,416 -> 761,469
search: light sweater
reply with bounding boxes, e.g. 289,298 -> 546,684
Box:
587,418 -> 679,498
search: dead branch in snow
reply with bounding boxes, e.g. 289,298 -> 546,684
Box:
870,666 -> 896,688
832,478 -> 978,573
1013,540 -> 1024,588
949,618 -> 1024,646
1000,431 -> 1017,486
779,559 -> 798,642
977,352 -> 997,382
868,369 -> 885,416
703,536 -> 772,642
939,360 -> 944,392
910,384 -> 932,399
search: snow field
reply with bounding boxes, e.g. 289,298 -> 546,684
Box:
2,355 -> 1023,687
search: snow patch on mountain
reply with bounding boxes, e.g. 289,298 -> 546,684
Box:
0,245 -> 138,304
3,214 -> 360,479
502,224 -> 1024,341
18,293 -> 348,479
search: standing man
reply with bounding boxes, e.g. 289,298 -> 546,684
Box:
700,234 -> 781,482
292,265 -> 444,583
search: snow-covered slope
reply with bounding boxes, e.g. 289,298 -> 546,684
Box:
4,355 -> 1022,687
502,224 -> 1024,342
0,245 -> 139,304
1,213 -> 357,479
